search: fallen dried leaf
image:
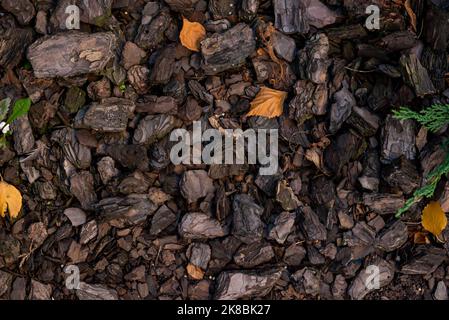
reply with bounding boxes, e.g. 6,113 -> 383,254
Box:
413,231 -> 430,244
404,0 -> 417,33
247,87 -> 287,119
186,263 -> 204,280
0,180 -> 23,219
179,18 -> 206,52
422,201 -> 448,237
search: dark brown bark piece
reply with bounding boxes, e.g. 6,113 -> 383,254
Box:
127,65 -> 149,94
0,270 -> 12,297
362,193 -> 405,215
326,25 -> 368,41
1,0 -> 35,25
324,131 -> 364,175
30,280 -> 52,300
401,247 -> 446,275
400,53 -> 436,97
187,243 -> 211,270
358,150 -> 380,192
201,23 -> 256,75
179,212 -> 229,240
329,85 -> 356,133
240,0 -> 259,21
103,144 -> 149,171
271,31 -> 296,62
136,96 -> 177,114
232,194 -> 265,244
11,115 -> 35,155
214,268 -> 283,300
300,206 -> 327,242
51,128 -> 92,169
164,0 -> 199,16
421,47 -> 448,92
268,211 -> 296,244
64,208 -> 87,227
150,205 -> 176,235
379,31 -> 418,52
234,242 -> 275,268
150,45 -> 176,85
289,80 -> 328,123
10,277 -> 26,300
298,33 -> 330,84
133,114 -> 181,145
381,115 -> 416,164
375,220 -> 408,252
27,32 -> 117,78
0,28 -> 33,69
76,283 -> 118,300
424,2 -> 449,51
97,194 -> 158,224
382,157 -> 420,194
305,0 -> 339,29
209,0 -> 238,20
135,9 -> 171,51
347,106 -> 380,137
118,171 -> 151,194
70,171 -> 97,210
284,243 -> 306,266
75,98 -> 135,132
276,180 -> 300,211
273,0 -> 309,34
181,170 -> 215,204
121,41 -> 147,70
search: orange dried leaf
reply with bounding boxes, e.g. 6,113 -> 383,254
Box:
247,87 -> 287,119
422,201 -> 448,237
0,180 -> 22,219
413,231 -> 430,244
404,0 -> 417,32
186,263 -> 204,280
179,18 -> 206,52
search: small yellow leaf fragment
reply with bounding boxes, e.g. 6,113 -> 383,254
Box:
246,87 -> 287,119
186,263 -> 204,280
0,180 -> 23,219
422,201 -> 448,237
179,18 -> 206,52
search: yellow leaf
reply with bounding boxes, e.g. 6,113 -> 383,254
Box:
0,180 -> 22,219
186,263 -> 204,280
422,201 -> 448,237
246,87 -> 287,119
179,18 -> 206,52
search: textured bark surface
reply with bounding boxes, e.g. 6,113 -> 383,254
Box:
201,23 -> 256,75
0,28 -> 33,69
27,32 -> 117,78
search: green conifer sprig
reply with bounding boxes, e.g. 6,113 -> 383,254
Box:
393,104 -> 449,217
393,104 -> 449,133
396,149 -> 449,217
